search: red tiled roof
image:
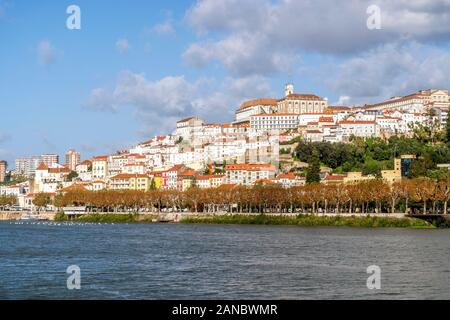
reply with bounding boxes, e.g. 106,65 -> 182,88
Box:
275,172 -> 300,180
92,156 -> 108,161
49,167 -> 71,174
238,98 -> 278,110
281,94 -> 323,101
110,173 -> 148,179
178,170 -> 197,177
319,116 -> 334,122
59,184 -> 88,192
305,130 -> 322,134
338,120 -> 375,125
225,164 -> 276,171
36,162 -> 48,170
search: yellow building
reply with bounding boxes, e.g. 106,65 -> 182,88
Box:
109,174 -> 150,191
129,175 -> 151,191
343,172 -> 375,184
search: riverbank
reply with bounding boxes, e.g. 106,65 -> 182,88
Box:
51,212 -> 436,228
181,214 -> 434,228
54,212 -> 159,223
0,212 -> 56,221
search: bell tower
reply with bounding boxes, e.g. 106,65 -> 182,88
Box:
285,83 -> 294,97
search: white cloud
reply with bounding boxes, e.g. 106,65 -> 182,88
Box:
324,42 -> 450,105
152,20 -> 175,35
334,96 -> 352,106
86,88 -> 117,112
86,72 -> 273,134
183,32 -> 299,76
116,39 -> 131,54
37,40 -> 57,66
184,0 -> 450,76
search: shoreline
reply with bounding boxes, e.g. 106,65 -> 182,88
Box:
3,211 -> 447,228
49,212 -> 439,228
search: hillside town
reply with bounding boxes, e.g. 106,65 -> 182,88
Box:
1,85 -> 450,211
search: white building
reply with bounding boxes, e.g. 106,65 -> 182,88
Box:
225,164 -> 277,186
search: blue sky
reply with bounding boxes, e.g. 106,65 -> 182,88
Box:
1,0 -> 450,166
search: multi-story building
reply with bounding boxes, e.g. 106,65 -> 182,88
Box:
338,120 -> 379,139
276,90 -> 328,115
163,164 -> 188,189
41,154 -> 59,167
225,164 -> 276,186
109,174 -> 150,191
175,117 -> 204,140
235,99 -> 278,124
364,89 -> 449,113
15,156 -> 42,177
272,172 -> 305,188
65,149 -> 81,171
0,160 -> 7,183
34,162 -> 71,193
92,156 -> 108,180
195,174 -> 225,189
76,160 -> 92,181
250,113 -> 300,131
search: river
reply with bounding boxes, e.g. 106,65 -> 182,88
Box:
0,222 -> 449,299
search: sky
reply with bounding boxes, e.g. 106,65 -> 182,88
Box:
1,0 -> 450,166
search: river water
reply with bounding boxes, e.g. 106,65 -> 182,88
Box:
0,222 -> 449,299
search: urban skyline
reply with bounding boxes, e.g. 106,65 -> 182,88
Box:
2,0 -> 450,164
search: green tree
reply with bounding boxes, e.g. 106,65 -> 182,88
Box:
66,171 -> 79,182
32,193 -> 52,212
306,149 -> 321,184
150,178 -> 157,191
409,156 -> 436,179
446,111 -> 450,143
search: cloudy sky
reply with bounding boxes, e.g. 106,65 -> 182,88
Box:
1,0 -> 450,165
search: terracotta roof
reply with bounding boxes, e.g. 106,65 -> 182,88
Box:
281,93 -> 323,101
238,98 -> 278,111
275,172 -> 300,180
326,106 -> 351,111
338,120 -> 375,125
59,184 -> 88,192
305,130 -> 322,134
49,167 -> 70,174
225,164 -> 276,171
168,164 -> 186,172
92,156 -> 108,161
36,162 -> 48,170
319,116 -> 334,122
179,170 -> 197,177
365,93 -> 425,108
110,173 -> 149,179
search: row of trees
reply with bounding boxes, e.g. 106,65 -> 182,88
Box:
47,178 -> 450,215
0,195 -> 17,209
